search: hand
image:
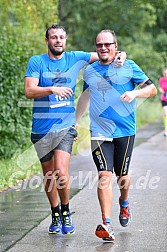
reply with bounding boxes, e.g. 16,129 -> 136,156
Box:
114,51 -> 127,67
74,136 -> 78,141
52,86 -> 73,98
74,124 -> 78,141
120,90 -> 136,103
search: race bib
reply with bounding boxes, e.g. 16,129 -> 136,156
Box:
49,94 -> 70,108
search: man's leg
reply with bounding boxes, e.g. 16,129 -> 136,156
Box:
117,174 -> 130,201
117,175 -> 132,227
53,149 -> 75,234
31,133 -> 62,233
51,126 -> 78,235
97,171 -> 113,223
41,158 -> 62,234
91,140 -> 115,241
53,149 -> 71,206
114,136 -> 135,227
96,171 -> 115,241
42,157 -> 59,207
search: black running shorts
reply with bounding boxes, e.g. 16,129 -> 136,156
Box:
91,135 -> 135,176
161,100 -> 167,107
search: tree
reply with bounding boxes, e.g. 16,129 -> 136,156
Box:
58,0 -> 167,85
0,0 -> 59,159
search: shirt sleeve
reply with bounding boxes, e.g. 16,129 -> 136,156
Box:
25,55 -> 41,79
74,51 -> 91,63
130,60 -> 148,85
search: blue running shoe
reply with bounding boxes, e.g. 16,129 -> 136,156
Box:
119,198 -> 132,227
62,211 -> 75,235
49,212 -> 62,234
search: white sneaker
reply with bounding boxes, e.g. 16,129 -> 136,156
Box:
95,223 -> 115,242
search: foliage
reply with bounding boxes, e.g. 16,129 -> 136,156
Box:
0,0 -> 59,159
59,0 -> 167,101
0,32 -> 32,158
0,0 -> 59,53
153,33 -> 167,66
124,33 -> 165,86
59,0 -> 157,50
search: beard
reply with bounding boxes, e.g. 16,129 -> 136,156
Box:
100,57 -> 109,63
48,44 -> 64,56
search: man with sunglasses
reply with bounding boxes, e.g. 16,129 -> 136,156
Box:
24,25 -> 127,236
76,29 -> 157,241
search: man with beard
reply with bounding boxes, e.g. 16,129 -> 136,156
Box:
76,29 -> 157,241
24,25 -> 126,235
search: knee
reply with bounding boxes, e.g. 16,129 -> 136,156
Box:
43,171 -> 55,184
117,175 -> 130,189
55,169 -> 69,189
98,171 -> 112,189
55,168 -> 68,180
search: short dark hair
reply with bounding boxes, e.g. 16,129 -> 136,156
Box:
45,24 -> 66,39
97,29 -> 117,44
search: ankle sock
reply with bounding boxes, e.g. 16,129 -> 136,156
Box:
105,218 -> 112,224
120,199 -> 129,208
61,203 -> 69,214
51,205 -> 60,215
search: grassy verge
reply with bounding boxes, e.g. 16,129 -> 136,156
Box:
0,100 -> 162,191
0,156 -> 41,192
136,98 -> 162,127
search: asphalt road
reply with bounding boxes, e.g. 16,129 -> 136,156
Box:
0,121 -> 167,252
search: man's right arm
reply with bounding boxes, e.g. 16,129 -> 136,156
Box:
76,89 -> 90,124
24,76 -> 73,99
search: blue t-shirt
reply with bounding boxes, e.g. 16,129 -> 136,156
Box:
83,59 -> 148,139
25,51 -> 91,133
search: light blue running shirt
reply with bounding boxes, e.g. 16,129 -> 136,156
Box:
25,51 -> 91,134
83,59 -> 148,139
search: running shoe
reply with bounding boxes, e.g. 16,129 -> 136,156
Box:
62,211 -> 75,235
95,224 -> 115,242
119,198 -> 132,227
49,212 -> 62,234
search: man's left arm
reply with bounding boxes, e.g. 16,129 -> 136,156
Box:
76,89 -> 90,124
120,79 -> 157,103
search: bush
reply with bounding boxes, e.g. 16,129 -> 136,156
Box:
0,31 -> 33,158
122,33 -> 165,85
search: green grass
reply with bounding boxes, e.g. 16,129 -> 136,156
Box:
0,153 -> 41,191
136,98 -> 162,127
0,100 -> 162,191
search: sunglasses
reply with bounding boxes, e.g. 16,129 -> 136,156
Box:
96,42 -> 115,49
